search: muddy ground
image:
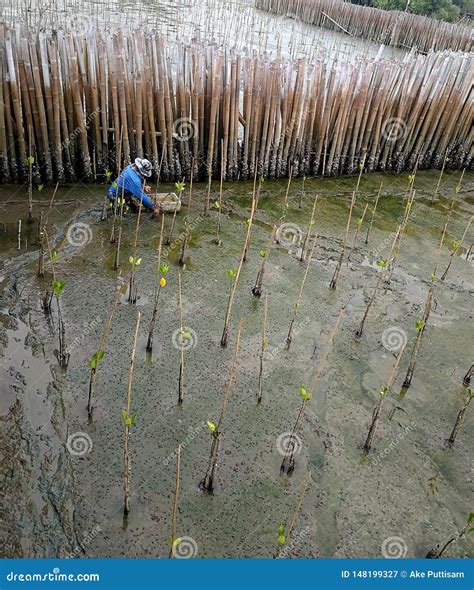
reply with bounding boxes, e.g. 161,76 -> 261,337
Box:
0,171 -> 473,558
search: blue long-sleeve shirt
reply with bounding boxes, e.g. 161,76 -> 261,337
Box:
108,165 -> 154,209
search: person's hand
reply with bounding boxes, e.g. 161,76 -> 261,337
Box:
144,185 -> 151,194
151,207 -> 161,218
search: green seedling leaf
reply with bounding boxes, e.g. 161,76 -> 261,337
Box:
262,338 -> 268,349
431,274 -> 436,282
175,181 -> 185,193
207,421 -> 217,433
129,256 -> 142,267
122,410 -> 137,427
26,155 -> 35,166
181,330 -> 192,340
278,523 -> 286,536
52,279 -> 65,296
408,174 -> 414,183
299,385 -> 312,401
159,263 -> 169,275
259,250 -> 266,257
357,218 -> 363,226
215,200 -> 221,209
468,512 -> 474,525
51,250 -> 59,263
89,350 -> 105,369
112,181 -> 118,189
226,268 -> 235,280
451,240 -> 460,251
358,162 -> 364,170
377,259 -> 388,268
380,386 -> 389,396
277,535 -> 286,546
415,320 -> 425,331
105,168 -> 112,179
37,184 -> 44,192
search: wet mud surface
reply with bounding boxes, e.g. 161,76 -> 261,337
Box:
0,171 -> 473,558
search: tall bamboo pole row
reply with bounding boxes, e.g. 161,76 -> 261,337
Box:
0,25 -> 472,185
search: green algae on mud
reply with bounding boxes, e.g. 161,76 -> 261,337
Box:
0,171 -> 473,558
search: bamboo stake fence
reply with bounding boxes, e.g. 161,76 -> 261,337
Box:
0,24 -> 472,184
255,0 -> 473,54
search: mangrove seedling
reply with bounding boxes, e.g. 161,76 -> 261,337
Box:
257,292 -> 269,404
146,215 -> 167,353
168,443 -> 181,558
243,174 -> 262,262
299,195 -> 318,263
251,225 -> 275,297
26,154 -> 34,223
281,309 -> 344,475
463,364 -> 473,387
329,157 -> 364,289
363,344 -> 405,452
447,388 -> 473,445
201,318 -> 243,493
179,162 -> 194,266
52,278 -> 69,368
167,180 -> 185,246
275,471 -> 311,558
177,273 -> 185,405
113,182 -> 127,270
275,168 -> 293,244
349,202 -> 369,258
286,237 -> 317,347
123,310 -> 141,515
101,168 -> 113,222
385,191 -> 415,284
128,190 -> 144,303
365,183 -> 382,244
355,257 -> 391,338
426,513 -> 474,558
440,215 -> 473,282
220,192 -> 257,346
88,283 -> 124,418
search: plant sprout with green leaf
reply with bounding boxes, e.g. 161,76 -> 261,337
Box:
440,215 -> 473,282
166,180 -> 185,246
281,309 -> 343,476
201,318 -> 243,493
275,471 -> 311,558
147,215 -> 166,353
447,388 -> 473,445
426,513 -> 474,558
251,226 -> 275,298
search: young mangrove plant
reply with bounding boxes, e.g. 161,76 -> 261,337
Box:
177,273 -> 185,405
385,191 -> 415,284
440,215 -> 473,282
329,159 -> 364,289
280,309 -> 344,476
365,183 -> 382,245
426,513 -> 474,558
463,364 -> 473,387
275,471 -> 311,558
167,180 -> 185,246
220,192 -> 257,346
101,168 -> 113,222
88,283 -> 124,418
447,388 -> 473,445
299,195 -> 318,263
178,163 -> 194,266
113,183 -> 127,270
128,197 -> 144,304
349,202 -> 369,257
363,344 -> 405,453
286,237 -> 317,348
251,225 -> 276,298
275,169 -> 293,245
243,174 -> 262,263
123,310 -> 141,515
257,292 -> 269,404
168,443 -> 181,559
355,258 -> 390,338
201,318 -> 243,493
146,215 -> 167,353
